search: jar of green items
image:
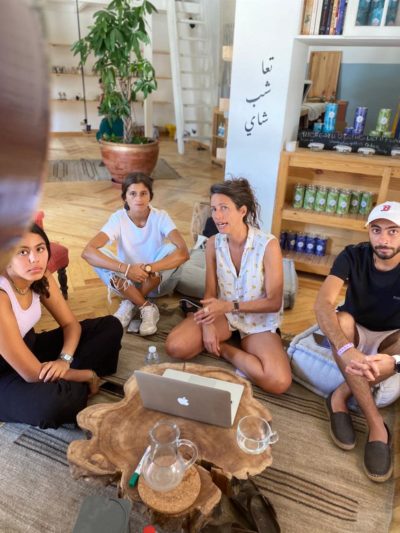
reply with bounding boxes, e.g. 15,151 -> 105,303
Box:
336,189 -> 351,215
359,191 -> 372,216
292,183 -> 305,209
314,186 -> 328,212
325,188 -> 339,214
349,190 -> 362,215
303,185 -> 316,211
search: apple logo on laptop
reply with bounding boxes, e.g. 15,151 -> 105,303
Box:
177,396 -> 189,406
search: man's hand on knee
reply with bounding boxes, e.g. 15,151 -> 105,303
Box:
346,353 -> 395,382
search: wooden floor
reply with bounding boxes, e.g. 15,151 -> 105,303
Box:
40,133 -> 399,530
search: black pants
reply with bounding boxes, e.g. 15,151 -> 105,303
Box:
0,316 -> 123,429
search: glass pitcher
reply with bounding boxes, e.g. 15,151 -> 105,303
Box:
141,420 -> 198,492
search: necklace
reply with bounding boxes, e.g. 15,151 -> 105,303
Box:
9,278 -> 31,296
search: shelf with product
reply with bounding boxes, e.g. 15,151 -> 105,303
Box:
271,147 -> 400,276
210,39 -> 233,166
211,107 -> 228,166
300,0 -> 400,39
48,51 -> 172,132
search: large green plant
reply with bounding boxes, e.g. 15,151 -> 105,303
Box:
72,0 -> 158,144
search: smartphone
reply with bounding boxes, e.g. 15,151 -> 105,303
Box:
179,298 -> 202,310
99,381 -> 125,397
312,332 -> 331,349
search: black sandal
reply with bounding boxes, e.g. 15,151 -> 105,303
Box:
230,478 -> 281,533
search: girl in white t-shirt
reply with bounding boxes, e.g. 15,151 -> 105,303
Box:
166,178 -> 291,394
82,173 -> 189,335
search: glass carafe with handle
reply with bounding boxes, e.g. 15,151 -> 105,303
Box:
141,420 -> 198,492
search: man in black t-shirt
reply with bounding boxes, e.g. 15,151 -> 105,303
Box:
315,201 -> 400,483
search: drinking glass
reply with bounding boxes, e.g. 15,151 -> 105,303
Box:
236,415 -> 278,455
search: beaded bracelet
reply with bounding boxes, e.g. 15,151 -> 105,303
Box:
337,342 -> 354,357
117,262 -> 122,273
124,263 -> 131,278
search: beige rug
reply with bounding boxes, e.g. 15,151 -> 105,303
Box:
113,305 -> 396,533
0,305 -> 395,532
46,158 -> 182,182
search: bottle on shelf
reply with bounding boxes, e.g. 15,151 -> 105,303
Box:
145,345 -> 160,366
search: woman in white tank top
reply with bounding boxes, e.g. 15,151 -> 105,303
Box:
166,178 -> 292,394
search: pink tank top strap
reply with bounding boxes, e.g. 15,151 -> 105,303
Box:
0,276 -> 41,338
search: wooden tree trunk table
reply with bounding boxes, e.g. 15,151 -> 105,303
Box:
67,363 -> 274,532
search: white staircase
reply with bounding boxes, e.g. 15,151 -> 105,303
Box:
167,0 -> 219,154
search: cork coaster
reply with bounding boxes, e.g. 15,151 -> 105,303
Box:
138,466 -> 201,514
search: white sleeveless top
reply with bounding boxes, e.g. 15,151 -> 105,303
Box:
215,226 -> 281,336
0,276 -> 41,337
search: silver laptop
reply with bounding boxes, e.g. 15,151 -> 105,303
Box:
134,369 -> 244,428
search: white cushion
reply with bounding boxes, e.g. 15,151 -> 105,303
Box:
287,324 -> 344,398
175,248 -> 206,299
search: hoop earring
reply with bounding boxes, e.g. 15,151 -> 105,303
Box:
124,201 -> 129,211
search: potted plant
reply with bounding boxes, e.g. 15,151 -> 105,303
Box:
72,0 -> 159,185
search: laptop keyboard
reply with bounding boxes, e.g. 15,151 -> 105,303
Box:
187,375 -> 216,388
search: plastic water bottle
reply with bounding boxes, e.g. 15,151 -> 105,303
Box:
145,345 -> 160,365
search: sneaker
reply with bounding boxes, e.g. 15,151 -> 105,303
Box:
113,299 -> 135,328
139,303 -> 160,336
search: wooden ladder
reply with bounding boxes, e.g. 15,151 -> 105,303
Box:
167,0 -> 219,154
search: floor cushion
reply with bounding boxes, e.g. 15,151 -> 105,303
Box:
287,324 -> 344,398
176,245 -> 206,299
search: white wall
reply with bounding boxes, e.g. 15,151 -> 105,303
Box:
226,0 -> 305,231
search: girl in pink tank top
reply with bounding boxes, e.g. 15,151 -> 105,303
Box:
0,223 -> 122,428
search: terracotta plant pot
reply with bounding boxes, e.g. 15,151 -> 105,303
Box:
100,139 -> 159,186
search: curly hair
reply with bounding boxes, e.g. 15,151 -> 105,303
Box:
29,223 -> 51,298
210,178 -> 261,228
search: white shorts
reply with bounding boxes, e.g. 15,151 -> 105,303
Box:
356,323 -> 400,408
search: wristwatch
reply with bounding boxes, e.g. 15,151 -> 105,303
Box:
144,264 -> 152,274
59,352 -> 74,364
393,355 -> 400,374
232,300 -> 240,313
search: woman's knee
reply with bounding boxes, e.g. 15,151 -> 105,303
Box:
257,369 -> 292,394
102,315 -> 124,343
36,382 -> 88,429
271,372 -> 292,394
165,331 -> 193,359
81,315 -> 123,345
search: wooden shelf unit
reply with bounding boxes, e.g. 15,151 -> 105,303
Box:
211,107 -> 228,166
272,148 -> 400,276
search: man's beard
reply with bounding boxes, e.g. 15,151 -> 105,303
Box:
372,245 -> 400,260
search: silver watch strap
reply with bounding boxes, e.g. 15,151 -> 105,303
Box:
59,352 -> 74,363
